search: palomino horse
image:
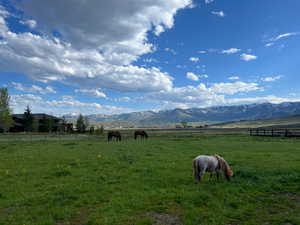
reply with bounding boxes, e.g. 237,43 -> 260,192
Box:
192,154 -> 233,183
107,131 -> 122,142
134,130 -> 148,140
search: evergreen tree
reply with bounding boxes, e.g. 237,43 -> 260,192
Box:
0,88 -> 13,132
39,115 -> 54,133
76,114 -> 86,133
23,105 -> 34,132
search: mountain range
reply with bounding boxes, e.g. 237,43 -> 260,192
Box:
64,102 -> 300,127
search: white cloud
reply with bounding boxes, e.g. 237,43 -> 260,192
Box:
16,0 -> 193,50
198,50 -> 206,54
0,1 -> 195,93
265,42 -> 274,47
210,81 -> 261,95
114,96 -> 132,102
146,81 -> 262,109
205,0 -> 214,4
240,53 -> 257,61
270,32 -> 299,42
199,74 -> 208,78
11,82 -> 56,94
75,88 -> 106,98
10,94 -> 133,115
221,48 -> 241,54
0,10 -> 174,92
147,84 -> 225,106
143,58 -> 158,63
228,76 -> 240,80
186,72 -> 199,81
165,48 -> 177,55
189,57 -> 200,62
211,11 -> 225,17
226,96 -> 300,105
20,19 -> 37,29
261,75 -> 282,82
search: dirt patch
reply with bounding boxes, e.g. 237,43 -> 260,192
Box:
146,213 -> 182,225
281,192 -> 300,204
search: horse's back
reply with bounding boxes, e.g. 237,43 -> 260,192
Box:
193,155 -> 218,172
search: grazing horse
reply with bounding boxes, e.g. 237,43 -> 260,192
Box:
134,130 -> 148,140
192,154 -> 233,183
107,131 -> 122,142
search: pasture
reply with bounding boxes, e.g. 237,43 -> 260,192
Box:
0,135 -> 300,225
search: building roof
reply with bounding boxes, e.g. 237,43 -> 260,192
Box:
13,113 -> 62,120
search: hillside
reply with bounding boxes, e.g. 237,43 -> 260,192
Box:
64,102 -> 300,127
210,114 -> 300,128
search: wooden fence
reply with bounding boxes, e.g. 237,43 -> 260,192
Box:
249,128 -> 300,137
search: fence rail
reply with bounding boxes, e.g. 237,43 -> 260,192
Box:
249,128 -> 300,137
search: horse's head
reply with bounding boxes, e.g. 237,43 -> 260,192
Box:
215,154 -> 233,181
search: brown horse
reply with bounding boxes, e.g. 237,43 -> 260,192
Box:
134,130 -> 148,140
107,131 -> 122,142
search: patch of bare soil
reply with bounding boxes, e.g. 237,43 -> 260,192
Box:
283,192 -> 300,203
146,213 -> 182,225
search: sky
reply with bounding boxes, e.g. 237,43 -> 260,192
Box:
0,0 -> 300,116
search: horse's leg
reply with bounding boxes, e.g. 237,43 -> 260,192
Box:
216,171 -> 220,181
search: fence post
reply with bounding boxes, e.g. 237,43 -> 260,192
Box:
272,129 -> 274,137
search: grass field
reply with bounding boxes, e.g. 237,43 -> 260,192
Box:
0,135 -> 300,225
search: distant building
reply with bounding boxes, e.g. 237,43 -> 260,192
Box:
10,114 -> 73,133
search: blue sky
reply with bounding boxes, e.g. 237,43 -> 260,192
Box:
0,0 -> 300,115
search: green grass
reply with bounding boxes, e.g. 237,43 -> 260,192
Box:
0,136 -> 300,225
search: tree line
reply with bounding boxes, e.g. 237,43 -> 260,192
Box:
0,87 -> 104,134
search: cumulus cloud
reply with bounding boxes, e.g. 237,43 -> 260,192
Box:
147,84 -> 225,106
10,94 -> 133,115
228,76 -> 240,80
20,19 -> 37,29
75,89 -> 106,98
145,81 -> 262,109
16,0 -> 193,50
186,72 -> 199,81
11,82 -> 56,94
189,57 -> 200,62
240,53 -> 257,61
0,1 -> 195,93
226,96 -> 300,105
221,48 -> 241,54
211,11 -> 225,17
261,75 -> 282,82
210,81 -> 261,95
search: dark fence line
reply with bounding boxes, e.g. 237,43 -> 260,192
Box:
249,128 -> 300,137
